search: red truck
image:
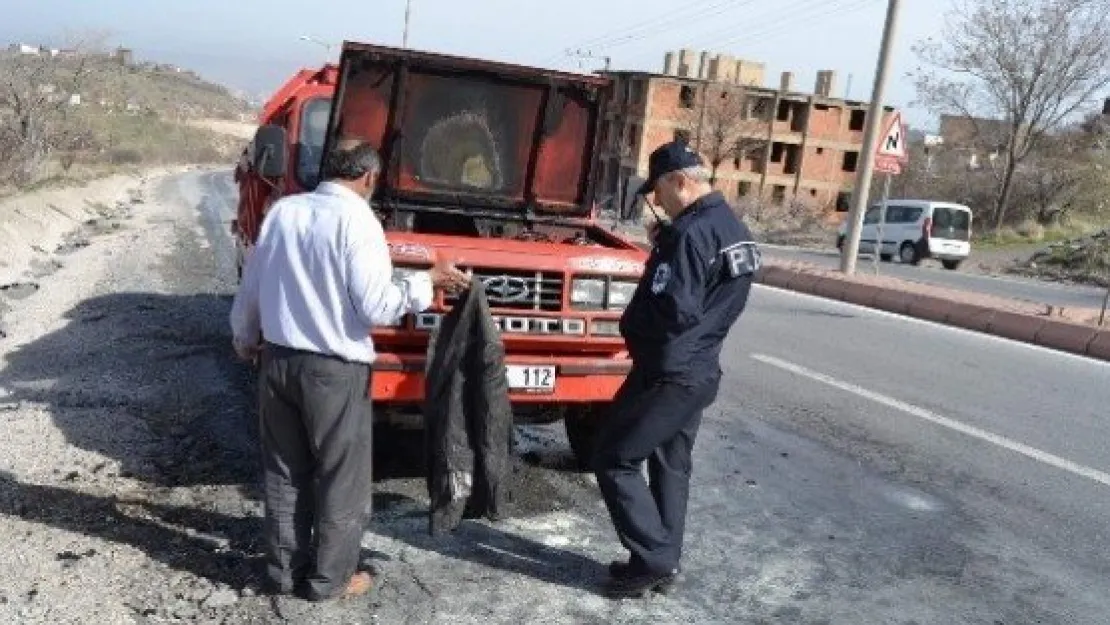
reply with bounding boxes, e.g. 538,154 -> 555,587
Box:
233,41 -> 648,466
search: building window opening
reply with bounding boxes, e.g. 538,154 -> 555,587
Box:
777,100 -> 791,122
784,144 -> 801,174
679,85 -> 696,109
842,151 -> 859,172
771,142 -> 785,163
771,185 -> 787,204
850,109 -> 866,131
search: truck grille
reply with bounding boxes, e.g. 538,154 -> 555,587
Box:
450,268 -> 563,311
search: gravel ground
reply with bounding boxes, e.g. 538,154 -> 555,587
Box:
0,170 -> 696,624
0,169 -> 266,624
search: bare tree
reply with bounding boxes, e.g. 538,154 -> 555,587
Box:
680,84 -> 767,185
912,0 -> 1110,232
0,31 -> 108,184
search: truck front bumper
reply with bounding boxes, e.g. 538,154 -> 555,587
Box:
370,353 -> 632,404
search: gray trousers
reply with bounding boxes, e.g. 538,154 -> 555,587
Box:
258,342 -> 374,601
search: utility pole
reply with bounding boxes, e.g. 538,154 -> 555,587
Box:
403,0 -> 413,48
839,0 -> 903,275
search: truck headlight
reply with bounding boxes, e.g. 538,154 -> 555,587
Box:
570,278 -> 606,307
607,281 -> 637,310
570,278 -> 639,310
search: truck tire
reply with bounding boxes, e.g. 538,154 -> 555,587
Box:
564,404 -> 606,471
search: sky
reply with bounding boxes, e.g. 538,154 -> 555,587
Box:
2,0 -> 953,130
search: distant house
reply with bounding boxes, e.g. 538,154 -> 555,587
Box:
114,47 -> 134,66
68,94 -> 82,107
939,114 -> 1028,151
9,43 -> 40,56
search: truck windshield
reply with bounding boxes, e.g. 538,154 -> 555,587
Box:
296,97 -> 332,189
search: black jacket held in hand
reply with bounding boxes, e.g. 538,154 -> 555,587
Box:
423,275 -> 513,535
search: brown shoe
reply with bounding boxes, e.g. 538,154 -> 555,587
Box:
339,571 -> 375,599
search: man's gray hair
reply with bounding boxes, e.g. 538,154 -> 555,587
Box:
677,165 -> 711,183
321,139 -> 382,181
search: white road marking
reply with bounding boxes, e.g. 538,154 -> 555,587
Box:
751,352 -> 1110,488
752,284 -> 1110,370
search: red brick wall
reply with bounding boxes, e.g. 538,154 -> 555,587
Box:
648,81 -> 689,123
807,105 -> 845,140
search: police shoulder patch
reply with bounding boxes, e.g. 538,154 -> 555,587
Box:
651,262 -> 672,294
720,241 -> 762,278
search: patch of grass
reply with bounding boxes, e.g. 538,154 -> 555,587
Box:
975,217 -> 1106,250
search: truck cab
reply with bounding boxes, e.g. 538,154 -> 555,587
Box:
233,41 -> 648,465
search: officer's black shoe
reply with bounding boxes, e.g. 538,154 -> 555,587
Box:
603,569 -> 678,599
609,559 -> 681,581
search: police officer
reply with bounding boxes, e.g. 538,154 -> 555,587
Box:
593,140 -> 759,599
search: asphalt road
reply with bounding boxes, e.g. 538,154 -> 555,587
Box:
763,244 -> 1108,311
193,170 -> 1110,623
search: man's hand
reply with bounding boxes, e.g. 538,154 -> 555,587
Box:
428,257 -> 470,293
233,338 -> 261,363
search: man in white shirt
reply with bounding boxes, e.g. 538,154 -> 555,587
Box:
229,139 -> 469,602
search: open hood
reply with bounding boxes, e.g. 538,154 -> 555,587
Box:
324,41 -> 611,219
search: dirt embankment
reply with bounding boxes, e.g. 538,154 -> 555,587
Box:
0,166 -> 195,291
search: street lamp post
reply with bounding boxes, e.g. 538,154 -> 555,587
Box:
298,35 -> 334,52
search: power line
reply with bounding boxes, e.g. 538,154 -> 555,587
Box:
587,0 -> 759,53
561,0 -> 731,53
708,0 -> 881,51
569,0 -> 867,69
610,0 -> 858,56
683,0 -> 832,49
540,0 -> 732,64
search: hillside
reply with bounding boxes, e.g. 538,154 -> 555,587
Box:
0,47 -> 257,190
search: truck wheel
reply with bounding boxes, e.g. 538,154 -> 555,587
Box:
564,404 -> 606,471
942,259 -> 963,271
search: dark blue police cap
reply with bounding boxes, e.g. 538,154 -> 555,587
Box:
637,140 -> 705,196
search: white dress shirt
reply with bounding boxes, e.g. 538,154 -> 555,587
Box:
229,181 -> 434,364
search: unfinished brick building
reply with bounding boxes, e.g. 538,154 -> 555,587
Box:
597,50 -> 896,214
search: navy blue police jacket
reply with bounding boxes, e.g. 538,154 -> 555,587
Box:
619,191 -> 759,383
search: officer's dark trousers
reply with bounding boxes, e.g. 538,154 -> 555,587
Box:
257,343 -> 373,601
593,366 -> 721,576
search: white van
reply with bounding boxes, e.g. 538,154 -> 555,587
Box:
836,200 -> 973,270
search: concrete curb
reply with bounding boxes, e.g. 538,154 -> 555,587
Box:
754,264 -> 1110,363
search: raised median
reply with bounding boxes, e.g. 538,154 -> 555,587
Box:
755,260 -> 1110,362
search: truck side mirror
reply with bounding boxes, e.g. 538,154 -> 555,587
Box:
251,124 -> 287,179
620,175 -> 646,222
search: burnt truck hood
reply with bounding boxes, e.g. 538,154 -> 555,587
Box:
324,42 -> 611,219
